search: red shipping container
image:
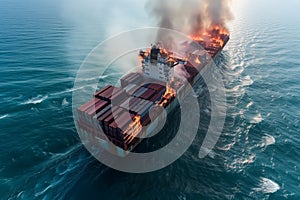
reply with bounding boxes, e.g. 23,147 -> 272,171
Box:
94,85 -> 112,97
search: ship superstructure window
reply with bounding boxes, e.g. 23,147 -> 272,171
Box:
139,44 -> 186,83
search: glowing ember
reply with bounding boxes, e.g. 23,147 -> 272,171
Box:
195,57 -> 201,64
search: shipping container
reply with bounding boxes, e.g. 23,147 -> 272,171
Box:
147,83 -> 165,93
139,88 -> 156,100
103,107 -> 125,136
123,83 -> 136,93
133,87 -> 148,98
78,98 -> 102,123
115,111 -> 134,132
130,73 -> 143,85
120,72 -> 143,87
96,86 -> 127,104
120,72 -> 136,87
94,85 -> 112,97
127,85 -> 140,96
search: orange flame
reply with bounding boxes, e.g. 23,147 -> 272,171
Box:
158,82 -> 176,107
190,25 -> 229,49
139,48 -> 150,61
165,82 -> 176,96
195,57 -> 201,64
124,115 -> 142,144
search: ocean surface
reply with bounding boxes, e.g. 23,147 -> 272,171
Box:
0,0 -> 299,199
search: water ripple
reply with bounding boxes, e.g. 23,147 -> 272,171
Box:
21,95 -> 48,105
0,114 -> 9,120
254,178 -> 280,194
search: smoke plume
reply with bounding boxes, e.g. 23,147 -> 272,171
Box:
145,0 -> 233,37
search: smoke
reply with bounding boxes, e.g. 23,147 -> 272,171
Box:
145,0 -> 233,37
206,0 -> 233,25
174,64 -> 190,81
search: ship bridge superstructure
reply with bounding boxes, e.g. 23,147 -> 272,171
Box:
139,44 -> 186,82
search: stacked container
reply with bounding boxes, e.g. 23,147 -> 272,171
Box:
120,72 -> 143,87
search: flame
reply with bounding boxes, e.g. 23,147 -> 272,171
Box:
195,57 -> 201,64
212,24 -> 230,35
139,48 -> 151,61
190,25 -> 229,49
124,115 -> 142,144
163,82 -> 176,98
158,82 -> 176,107
140,45 -> 186,63
191,36 -> 204,41
161,47 -> 169,55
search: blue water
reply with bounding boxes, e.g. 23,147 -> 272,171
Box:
1,0 -> 300,199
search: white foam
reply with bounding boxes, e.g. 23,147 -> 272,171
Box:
61,98 -> 69,106
0,114 -> 8,120
51,86 -> 85,96
77,74 -> 109,82
21,95 -> 48,105
246,101 -> 253,108
250,113 -> 263,124
261,134 -> 275,147
254,178 -> 280,194
16,191 -> 24,198
241,75 -> 254,87
34,184 -> 53,197
227,85 -> 240,92
231,154 -> 256,166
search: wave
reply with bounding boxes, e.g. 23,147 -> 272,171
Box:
19,85 -> 91,107
61,98 -> 69,107
246,101 -> 254,108
0,114 -> 8,120
76,72 -> 124,83
232,154 -> 256,166
261,134 -> 275,147
250,113 -> 263,124
76,74 -> 109,82
21,95 -> 48,105
254,178 -> 280,194
50,86 -> 85,96
241,75 -> 254,87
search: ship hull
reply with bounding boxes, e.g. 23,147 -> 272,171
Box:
94,55 -> 221,157
76,34 -> 229,157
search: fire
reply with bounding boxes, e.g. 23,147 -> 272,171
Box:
191,36 -> 204,41
212,25 -> 230,35
161,47 -> 169,55
140,45 -> 186,64
158,82 -> 176,107
190,25 -> 230,49
165,82 -> 176,96
124,115 -> 142,144
195,57 -> 201,64
139,48 -> 151,61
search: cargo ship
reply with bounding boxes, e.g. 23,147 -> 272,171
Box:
76,26 -> 230,157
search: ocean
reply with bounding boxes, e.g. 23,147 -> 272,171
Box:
0,0 -> 299,199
